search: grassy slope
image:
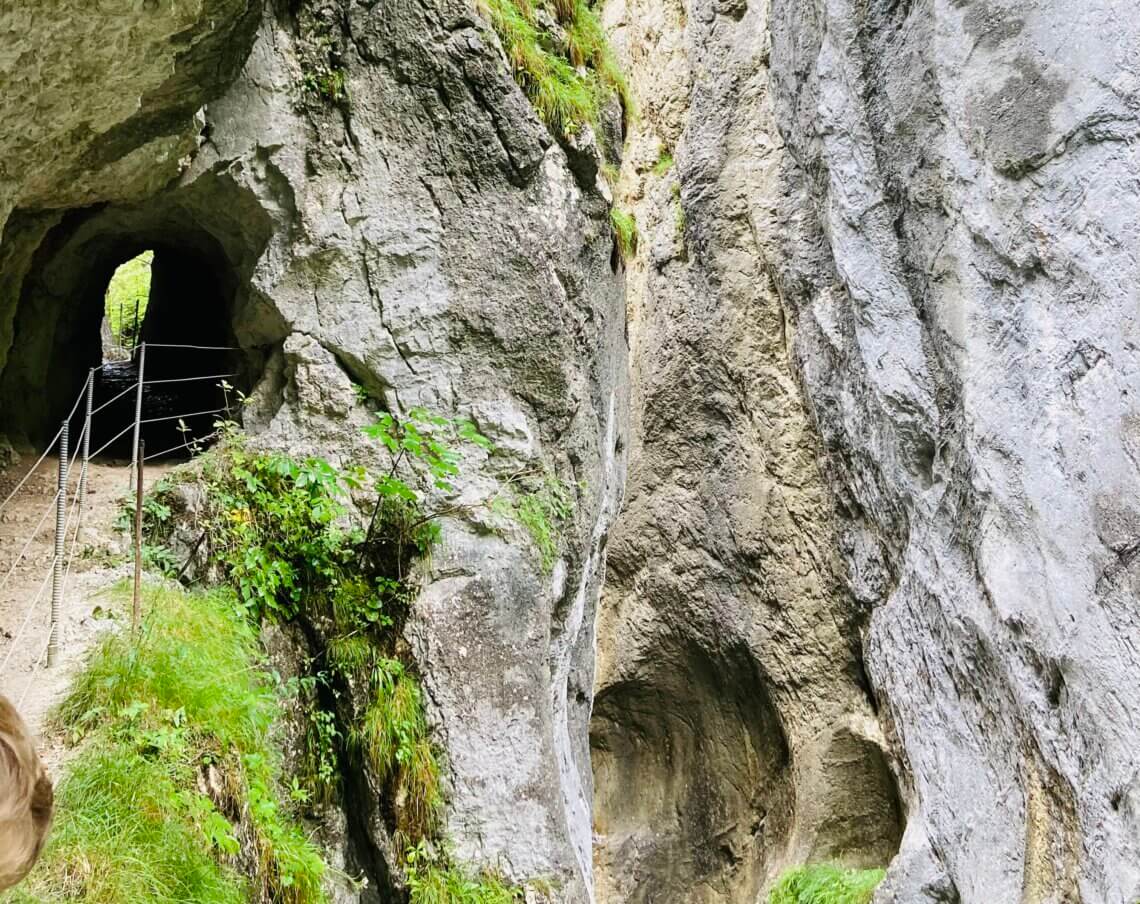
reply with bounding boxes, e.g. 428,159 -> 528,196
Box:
3,583 -> 325,904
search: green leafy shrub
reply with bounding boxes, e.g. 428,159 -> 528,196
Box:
768,864 -> 886,904
478,0 -> 630,136
139,409 -> 532,896
10,584 -> 326,904
197,438 -> 362,622
186,409 -> 493,845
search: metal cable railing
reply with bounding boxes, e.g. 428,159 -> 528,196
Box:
0,488 -> 62,602
88,422 -> 138,460
144,372 -> 237,386
0,341 -> 243,677
139,406 -> 227,427
0,425 -> 64,518
144,343 -> 240,351
0,480 -> 80,677
144,427 -> 225,463
17,635 -> 51,708
89,381 -> 138,417
0,569 -> 53,676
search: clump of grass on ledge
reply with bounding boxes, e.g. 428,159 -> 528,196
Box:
354,658 -> 443,841
769,864 -> 886,904
4,584 -> 327,904
610,207 -> 638,261
478,0 -> 631,136
405,842 -> 520,904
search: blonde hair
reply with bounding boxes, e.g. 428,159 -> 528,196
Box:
0,695 -> 52,890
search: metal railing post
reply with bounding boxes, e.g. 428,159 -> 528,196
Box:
76,368 -> 94,530
132,440 -> 145,637
48,420 -> 68,667
130,342 -> 146,483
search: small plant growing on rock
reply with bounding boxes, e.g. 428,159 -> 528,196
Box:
303,66 -> 349,104
478,0 -> 631,137
492,470 -> 574,572
405,841 -> 521,904
610,207 -> 638,261
768,864 -> 886,904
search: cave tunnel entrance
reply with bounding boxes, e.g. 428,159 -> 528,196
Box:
0,204 -> 258,461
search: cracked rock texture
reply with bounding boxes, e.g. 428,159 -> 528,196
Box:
1,0 -> 625,899
602,0 -> 1140,900
4,0 -> 1140,901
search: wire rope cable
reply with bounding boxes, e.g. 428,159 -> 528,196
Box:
0,567 -> 54,676
143,372 -> 237,386
143,343 -> 239,352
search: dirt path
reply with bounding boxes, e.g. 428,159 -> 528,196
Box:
0,452 -> 173,769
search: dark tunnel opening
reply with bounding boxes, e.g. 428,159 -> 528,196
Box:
87,244 -> 242,460
0,204 -> 261,461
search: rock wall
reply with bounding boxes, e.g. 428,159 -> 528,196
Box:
6,0 -> 1140,902
594,0 -> 901,900
1,0 -> 626,899
767,0 -> 1140,900
602,0 -> 1140,901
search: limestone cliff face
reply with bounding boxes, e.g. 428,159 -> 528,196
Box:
604,0 -> 1140,901
5,0 -> 1140,902
592,0 -> 901,901
768,2 -> 1140,899
1,1 -> 625,899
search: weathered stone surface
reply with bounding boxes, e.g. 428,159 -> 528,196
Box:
0,0 -> 261,379
593,0 -> 902,900
599,0 -> 1140,901
1,0 -> 626,899
8,0 -> 1140,901
760,0 -> 1140,900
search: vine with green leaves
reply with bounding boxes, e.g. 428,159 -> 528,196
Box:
138,404 -> 571,900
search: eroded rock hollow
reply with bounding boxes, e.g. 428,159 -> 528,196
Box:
3,0 -> 1140,901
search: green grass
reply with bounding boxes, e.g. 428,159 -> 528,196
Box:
769,864 -> 886,904
354,660 -> 442,840
478,0 -> 630,137
405,843 -> 520,904
2,750 -> 247,904
5,584 -> 327,904
104,251 -> 152,350
610,207 -> 638,261
652,151 -> 673,175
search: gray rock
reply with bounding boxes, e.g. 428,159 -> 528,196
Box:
593,0 -> 902,900
6,0 -> 1140,901
0,0 -> 625,899
763,0 -> 1140,898
602,0 -> 1140,900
